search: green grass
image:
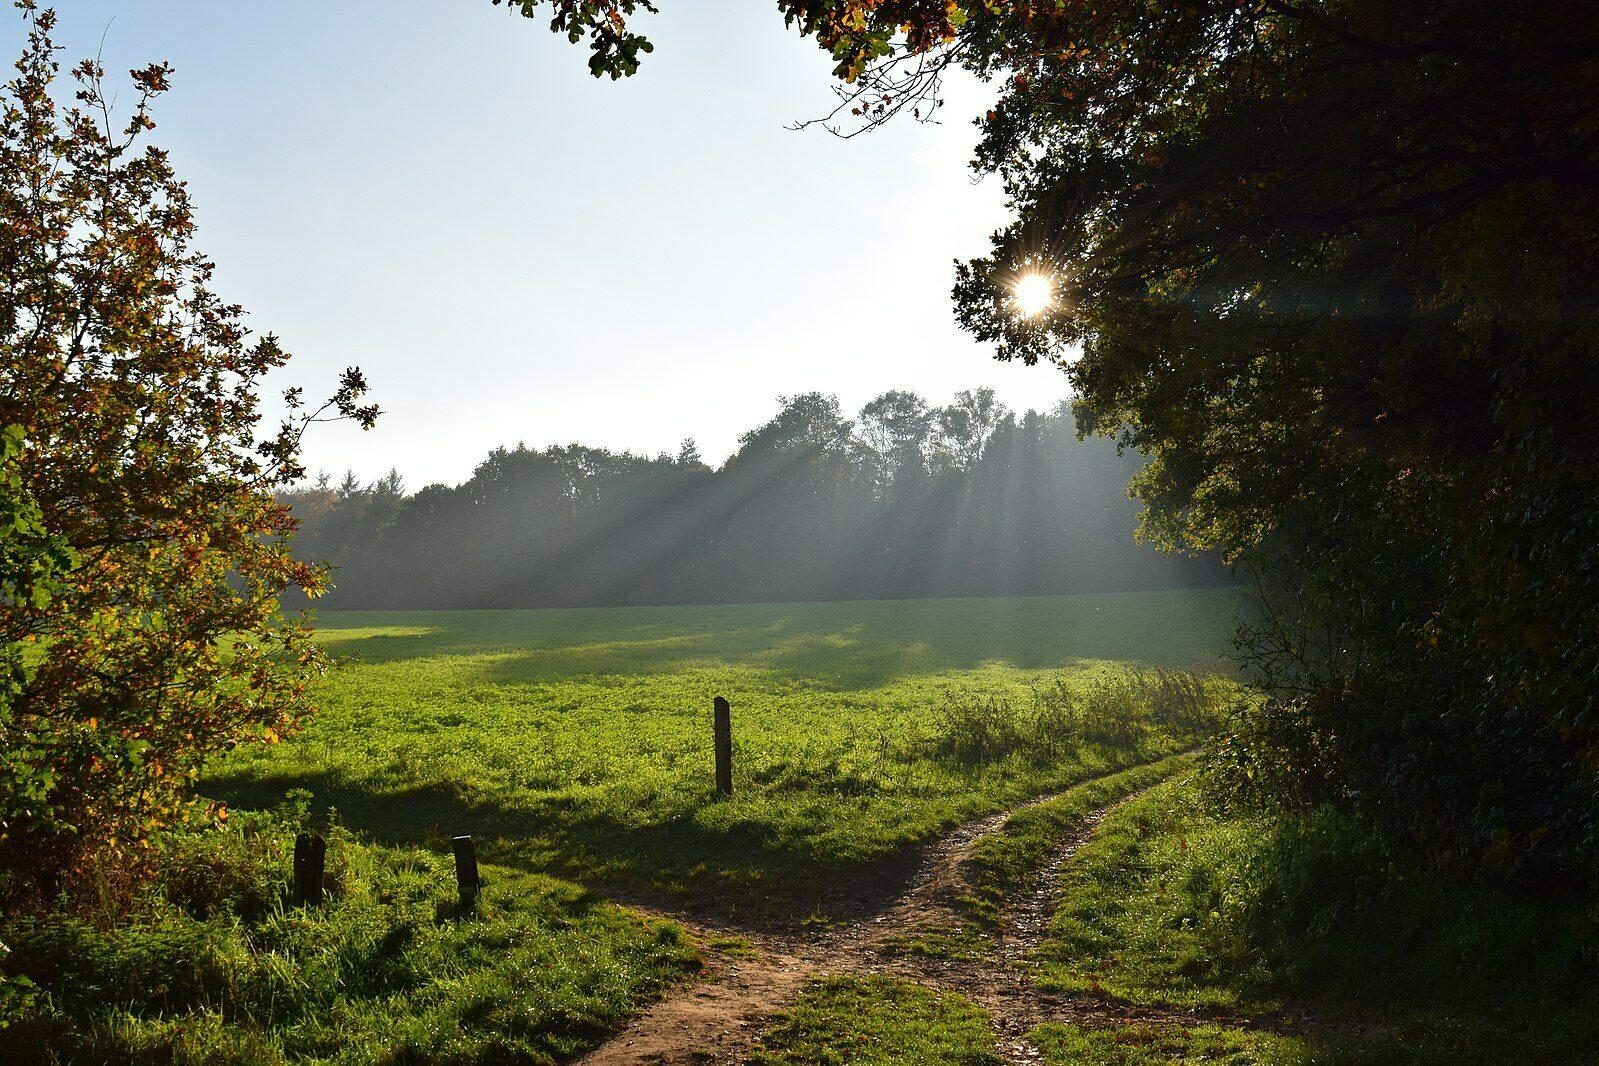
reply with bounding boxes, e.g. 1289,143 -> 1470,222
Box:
206,590 -> 1244,918
749,975 -> 1001,1065
959,753 -> 1197,930
3,591 -> 1245,1062
890,753 -> 1197,960
2,802 -> 694,1065
1028,1022 -> 1314,1065
1029,775 -> 1599,1063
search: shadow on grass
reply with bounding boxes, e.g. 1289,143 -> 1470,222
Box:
202,766 -> 931,925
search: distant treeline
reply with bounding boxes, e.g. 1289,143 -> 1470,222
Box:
284,390 -> 1229,609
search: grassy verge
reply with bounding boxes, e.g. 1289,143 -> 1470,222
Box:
0,801 -> 695,1065
1031,775 -> 1599,1063
1028,1022 -> 1313,1065
749,975 -> 1001,1065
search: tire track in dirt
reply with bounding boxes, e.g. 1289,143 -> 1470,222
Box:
579,766 -> 1214,1065
870,792 -> 1261,1064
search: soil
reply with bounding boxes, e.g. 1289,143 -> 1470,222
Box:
578,781 -> 1261,1065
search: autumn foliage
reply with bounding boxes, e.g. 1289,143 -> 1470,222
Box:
0,4 -> 375,907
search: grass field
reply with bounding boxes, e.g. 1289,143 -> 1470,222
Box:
12,588 -> 1587,1063
206,590 -> 1246,917
5,804 -> 695,1064
5,589 -> 1248,1063
735,766 -> 1599,1065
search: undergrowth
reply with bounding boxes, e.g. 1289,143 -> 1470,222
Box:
0,796 -> 695,1064
919,667 -> 1227,767
1031,774 -> 1599,1062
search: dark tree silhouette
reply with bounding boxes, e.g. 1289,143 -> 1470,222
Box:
284,390 -> 1227,610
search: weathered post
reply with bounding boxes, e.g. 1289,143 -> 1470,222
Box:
452,835 -> 480,910
293,832 -> 325,906
713,695 -> 733,797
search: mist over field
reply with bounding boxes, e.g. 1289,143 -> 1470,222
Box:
287,390 -> 1229,610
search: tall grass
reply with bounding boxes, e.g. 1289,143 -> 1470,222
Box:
921,667 -> 1230,767
1028,775 -> 1599,1062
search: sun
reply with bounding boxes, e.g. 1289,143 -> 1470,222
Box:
1012,272 -> 1054,317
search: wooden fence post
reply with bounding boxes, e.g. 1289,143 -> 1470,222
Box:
293,832 -> 325,906
713,695 -> 733,797
452,835 -> 480,910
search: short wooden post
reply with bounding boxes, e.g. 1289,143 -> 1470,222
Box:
713,695 -> 733,797
452,835 -> 480,909
293,832 -> 325,906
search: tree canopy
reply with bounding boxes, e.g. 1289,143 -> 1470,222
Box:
948,0 -> 1598,880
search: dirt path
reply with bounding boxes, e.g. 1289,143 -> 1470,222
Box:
579,771 -> 1227,1065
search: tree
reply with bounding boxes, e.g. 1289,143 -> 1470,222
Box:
283,390 -> 1224,609
730,392 -> 855,465
935,387 -> 1007,474
492,0 -> 967,88
858,389 -> 933,495
0,5 -> 376,906
0,424 -> 75,879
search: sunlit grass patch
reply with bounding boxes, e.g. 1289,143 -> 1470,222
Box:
313,624 -> 443,648
1032,778 -> 1272,1012
749,975 -> 1001,1065
1028,1022 -> 1314,1065
958,754 -> 1197,929
888,755 -> 1197,961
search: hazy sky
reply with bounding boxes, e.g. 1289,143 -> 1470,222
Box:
39,1 -> 1065,487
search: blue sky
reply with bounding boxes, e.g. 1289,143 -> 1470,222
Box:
36,1 -> 1064,487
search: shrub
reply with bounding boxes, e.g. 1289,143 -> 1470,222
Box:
924,694 -> 1047,766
